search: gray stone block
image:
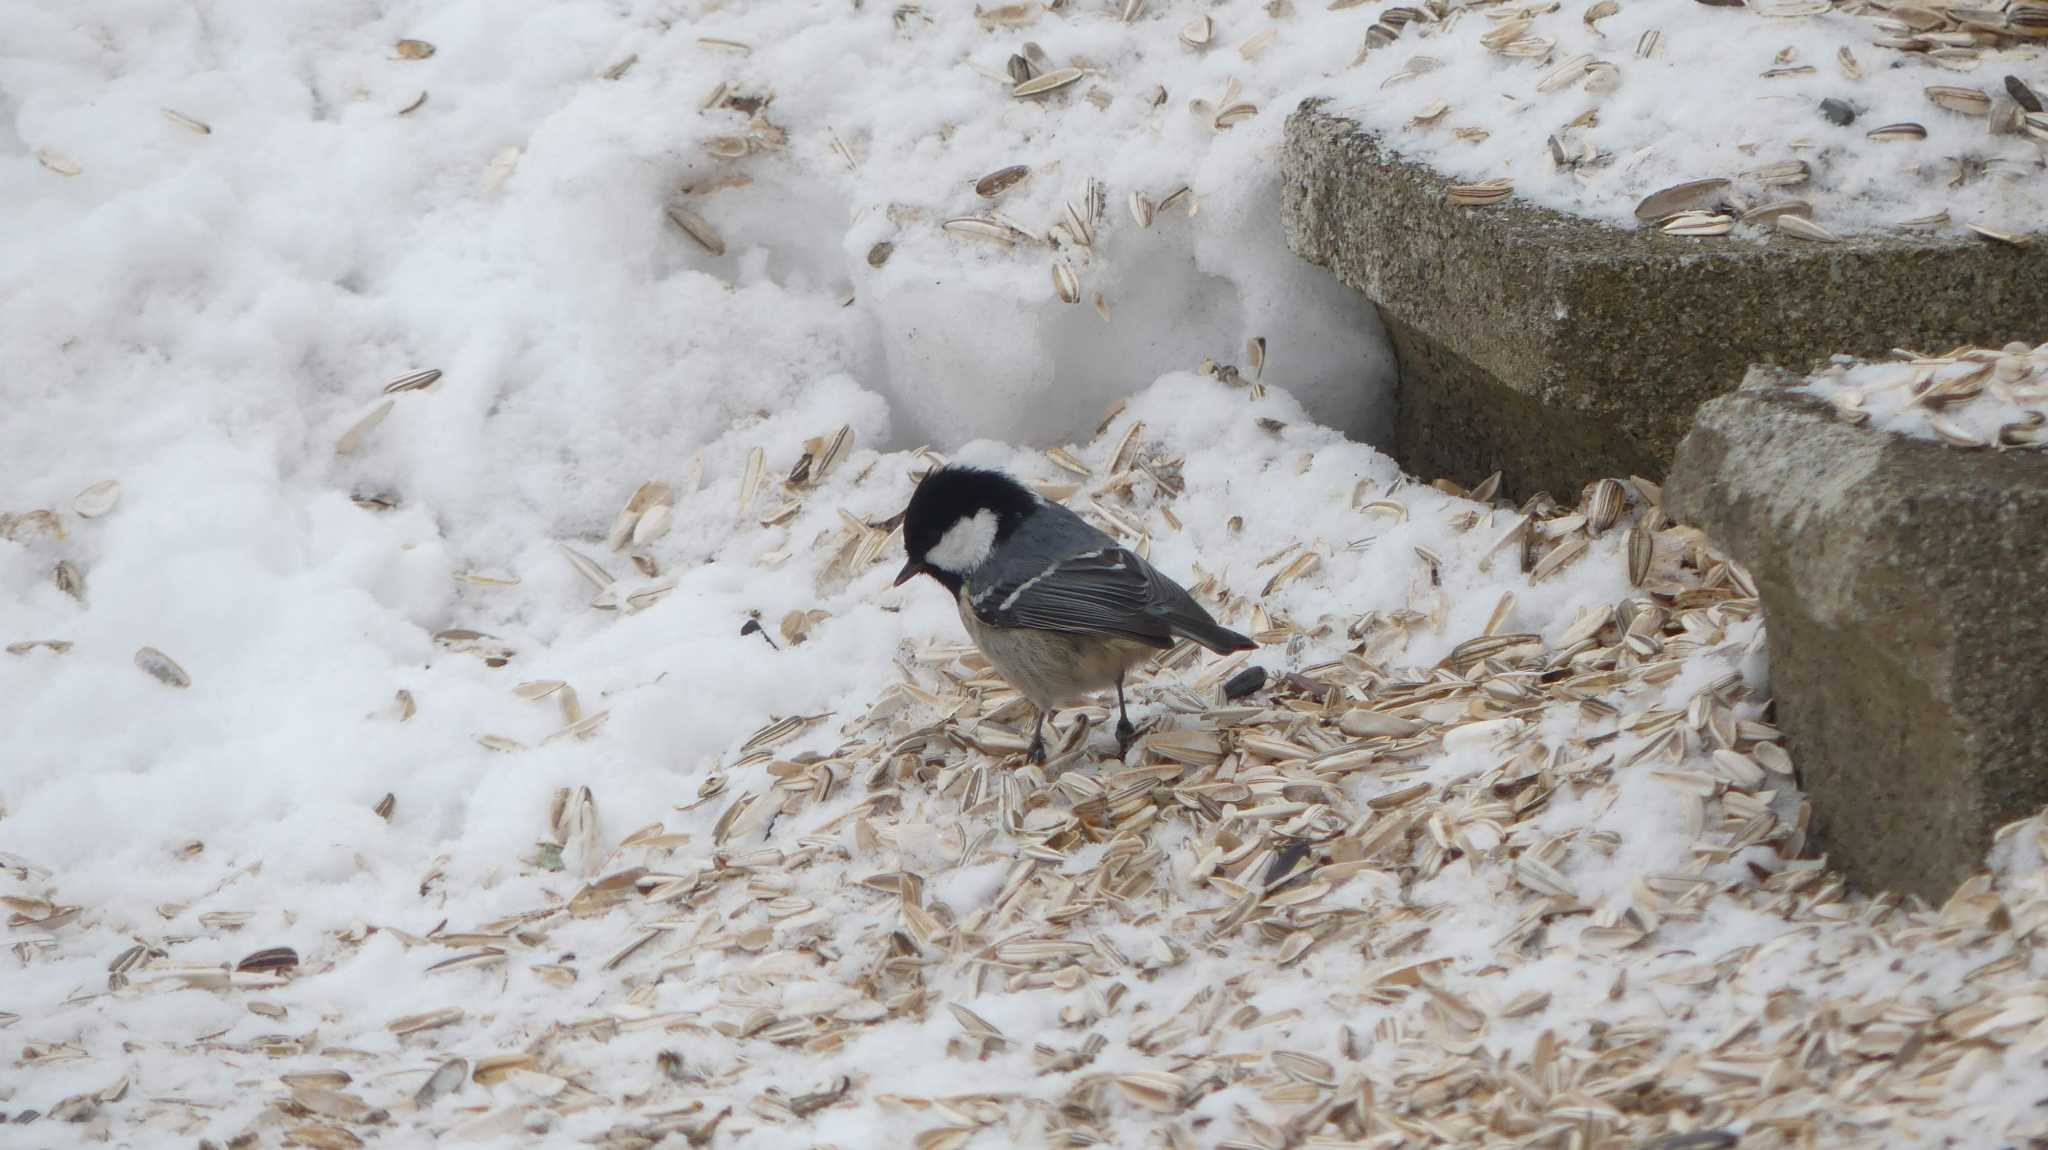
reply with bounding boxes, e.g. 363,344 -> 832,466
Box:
1281,102 -> 2048,501
1665,371 -> 2048,902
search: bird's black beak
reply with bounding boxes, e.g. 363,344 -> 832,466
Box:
893,558 -> 923,587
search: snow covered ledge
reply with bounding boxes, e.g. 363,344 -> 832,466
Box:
1280,102 -> 2048,502
1665,361 -> 2048,903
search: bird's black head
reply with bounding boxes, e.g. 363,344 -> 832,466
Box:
894,464 -> 1039,593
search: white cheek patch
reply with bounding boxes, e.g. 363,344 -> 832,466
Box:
926,509 -> 998,573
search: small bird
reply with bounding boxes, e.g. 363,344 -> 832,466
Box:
894,464 -> 1256,763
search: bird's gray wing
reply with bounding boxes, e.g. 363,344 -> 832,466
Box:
966,545 -> 1192,649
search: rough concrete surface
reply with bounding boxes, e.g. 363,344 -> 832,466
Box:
1665,370 -> 2048,902
1281,102 -> 2048,500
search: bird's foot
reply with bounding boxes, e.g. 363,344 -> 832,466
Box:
1115,716 -> 1136,760
1026,733 -> 1047,765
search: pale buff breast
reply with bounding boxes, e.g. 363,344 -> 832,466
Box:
956,587 -> 1156,712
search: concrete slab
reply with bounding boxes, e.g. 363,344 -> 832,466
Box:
1281,102 -> 2048,500
1666,369 -> 2048,902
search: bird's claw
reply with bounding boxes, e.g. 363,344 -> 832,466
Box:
1115,717 -> 1136,760
1025,734 -> 1047,765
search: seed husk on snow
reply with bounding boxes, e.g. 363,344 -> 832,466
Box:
135,647 -> 190,688
942,214 -> 1038,246
1927,85 -> 1993,115
335,400 -> 394,455
1775,214 -> 1840,242
162,108 -> 212,134
382,368 -> 441,395
1660,210 -> 1734,237
1012,67 -> 1083,98
1634,178 -> 1728,220
1969,225 -> 2031,248
665,201 -> 726,255
1051,260 -> 1081,303
975,164 -> 1030,198
72,480 -> 120,518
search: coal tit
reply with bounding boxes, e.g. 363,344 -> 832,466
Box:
894,464 -> 1256,763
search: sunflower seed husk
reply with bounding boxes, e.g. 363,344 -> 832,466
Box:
1586,478 -> 1626,535
1927,85 -> 1993,115
1740,198 -> 1813,224
666,202 -> 725,255
382,368 -> 442,394
1531,536 -> 1590,581
1012,67 -> 1083,98
38,149 -> 83,176
237,946 -> 300,973
975,164 -> 1030,198
485,146 -> 521,191
740,446 -> 765,512
388,1007 -> 464,1036
559,543 -> 613,591
1408,99 -> 1450,128
1743,159 -> 1811,187
135,647 -> 191,688
1446,179 -> 1513,206
1051,260 -> 1081,304
415,1058 -> 468,1106
1627,525 -> 1653,585
1340,708 -> 1424,738
1775,214 -> 1839,242
632,503 -> 673,547
2010,75 -> 2044,114
1634,178 -> 1728,220
71,479 -> 120,519
1213,101 -> 1259,129
395,39 -> 436,59
335,400 -> 395,455
1867,122 -> 1927,141
8,639 -> 74,656
162,108 -> 212,134
1969,224 -> 2031,248
1661,210 -> 1734,237
942,215 -> 1038,245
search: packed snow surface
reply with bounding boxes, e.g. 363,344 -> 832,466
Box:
1789,341 -> 2048,446
8,2 -> 2048,1149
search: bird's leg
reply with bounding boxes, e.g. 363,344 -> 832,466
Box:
1115,673 -> 1136,759
1026,709 -> 1048,765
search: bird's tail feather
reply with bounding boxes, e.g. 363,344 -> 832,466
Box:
1174,616 -> 1258,655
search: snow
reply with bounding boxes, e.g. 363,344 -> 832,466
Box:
6,1 -> 2048,1147
1322,1 -> 2048,236
1789,341 -> 2048,446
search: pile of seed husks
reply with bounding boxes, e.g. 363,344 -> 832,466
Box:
9,416 -> 2048,1150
